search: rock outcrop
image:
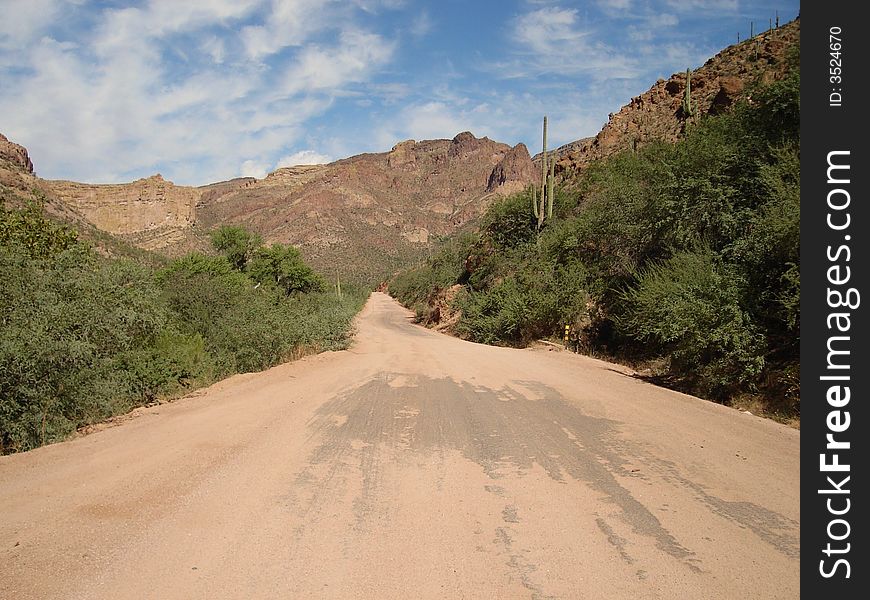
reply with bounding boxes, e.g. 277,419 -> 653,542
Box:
195,133 -> 535,280
44,174 -> 199,251
0,134 -> 33,174
487,143 -> 534,194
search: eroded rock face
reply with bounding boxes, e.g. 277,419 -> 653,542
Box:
387,140 -> 417,168
1,134 -> 42,201
0,133 -> 34,174
194,133 -> 535,279
487,143 -> 535,194
544,18 -> 800,175
44,174 -> 199,250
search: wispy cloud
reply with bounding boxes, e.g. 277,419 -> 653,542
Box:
278,30 -> 395,97
0,0 -> 63,48
277,150 -> 333,167
664,0 -> 738,11
507,7 -> 637,79
410,12 -> 433,38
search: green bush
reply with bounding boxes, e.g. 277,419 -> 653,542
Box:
0,244 -> 169,452
0,209 -> 367,453
0,199 -> 79,259
388,232 -> 478,318
480,192 -> 537,249
618,251 -> 765,398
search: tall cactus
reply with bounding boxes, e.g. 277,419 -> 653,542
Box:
682,68 -> 695,119
531,116 -> 555,230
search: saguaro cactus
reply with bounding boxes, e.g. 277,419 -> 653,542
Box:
531,116 -> 555,230
682,68 -> 695,118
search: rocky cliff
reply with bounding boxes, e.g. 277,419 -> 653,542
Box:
0,133 -> 33,175
44,175 -> 199,252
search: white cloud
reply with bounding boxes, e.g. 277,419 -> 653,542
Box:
277,150 -> 333,167
514,7 -> 586,56
201,36 -> 227,64
596,0 -> 632,11
240,0 -> 327,60
144,0 -> 263,35
240,159 -> 271,178
664,0 -> 738,11
350,0 -> 406,12
648,13 -> 679,27
279,30 -> 395,97
508,7 -> 637,79
410,12 -> 433,38
0,0 -> 62,48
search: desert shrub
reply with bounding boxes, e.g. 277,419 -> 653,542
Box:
479,191 -> 538,249
456,259 -> 588,346
618,250 -> 765,399
1,209 -> 367,453
0,243 -> 170,452
389,58 -> 800,413
389,232 -> 477,315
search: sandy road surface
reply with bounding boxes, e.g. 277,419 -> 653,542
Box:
0,292 -> 799,599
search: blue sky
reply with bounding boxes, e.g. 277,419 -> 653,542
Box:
0,0 -> 799,185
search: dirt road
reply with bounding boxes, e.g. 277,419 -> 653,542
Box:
0,292 -> 799,599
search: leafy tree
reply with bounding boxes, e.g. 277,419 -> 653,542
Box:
247,243 -> 324,295
209,225 -> 262,270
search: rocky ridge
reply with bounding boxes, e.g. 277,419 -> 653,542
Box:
45,175 -> 199,251
0,133 -> 33,175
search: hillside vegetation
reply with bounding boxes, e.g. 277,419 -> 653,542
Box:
391,50 -> 799,420
0,204 -> 366,453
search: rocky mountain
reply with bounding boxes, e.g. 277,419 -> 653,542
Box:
193,133 -> 534,281
1,131 -> 534,283
45,175 -> 200,252
539,18 -> 800,175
